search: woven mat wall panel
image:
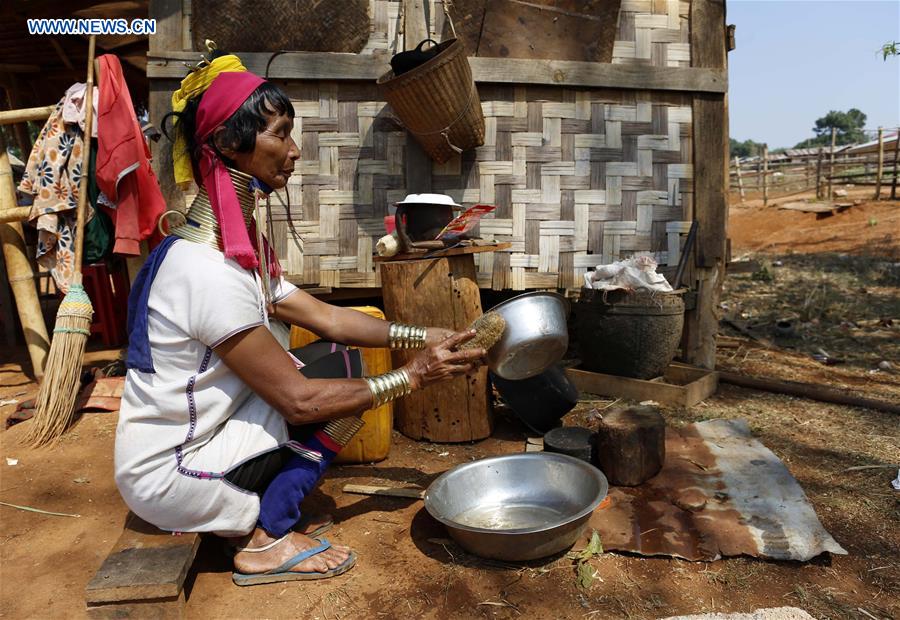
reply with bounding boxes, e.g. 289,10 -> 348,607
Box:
186,0 -> 689,67
273,82 -> 694,290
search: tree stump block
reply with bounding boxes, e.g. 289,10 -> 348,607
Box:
595,406 -> 666,486
380,254 -> 492,442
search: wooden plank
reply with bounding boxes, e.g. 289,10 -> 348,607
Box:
147,52 -> 727,94
692,94 -> 726,267
567,367 -> 685,405
477,0 -> 620,63
342,484 -> 426,499
375,241 -> 510,262
148,0 -> 184,54
86,591 -> 185,620
402,0 -> 433,199
568,364 -> 717,408
85,513 -> 200,604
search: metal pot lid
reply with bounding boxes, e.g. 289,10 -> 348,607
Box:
394,193 -> 463,208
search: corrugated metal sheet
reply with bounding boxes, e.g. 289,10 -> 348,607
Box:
582,419 -> 846,562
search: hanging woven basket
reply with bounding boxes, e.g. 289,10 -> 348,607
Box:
377,39 -> 485,164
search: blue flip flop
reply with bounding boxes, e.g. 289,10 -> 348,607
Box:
225,515 -> 333,558
232,538 -> 357,586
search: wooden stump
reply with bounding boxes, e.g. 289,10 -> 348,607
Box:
380,254 -> 492,442
595,406 -> 666,486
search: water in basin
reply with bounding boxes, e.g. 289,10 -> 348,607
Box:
451,503 -> 566,530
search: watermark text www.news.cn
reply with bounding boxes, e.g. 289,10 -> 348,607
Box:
27,18 -> 157,36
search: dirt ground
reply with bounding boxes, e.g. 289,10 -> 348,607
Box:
1,191 -> 898,619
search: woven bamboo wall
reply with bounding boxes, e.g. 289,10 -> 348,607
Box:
249,0 -> 696,289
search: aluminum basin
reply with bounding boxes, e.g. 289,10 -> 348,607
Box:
486,292 -> 570,380
424,453 -> 608,561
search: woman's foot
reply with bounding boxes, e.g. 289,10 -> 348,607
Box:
295,512 -> 332,537
233,529 -> 352,576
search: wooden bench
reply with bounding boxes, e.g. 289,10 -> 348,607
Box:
85,512 -> 200,619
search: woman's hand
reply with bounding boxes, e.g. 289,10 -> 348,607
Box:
424,327 -> 455,347
404,330 -> 487,391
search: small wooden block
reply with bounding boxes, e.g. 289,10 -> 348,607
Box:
566,363 -> 718,408
596,405 -> 666,486
86,512 -> 200,608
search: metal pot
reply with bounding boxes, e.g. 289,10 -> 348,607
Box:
424,453 -> 609,561
486,292 -> 570,380
489,364 -> 578,434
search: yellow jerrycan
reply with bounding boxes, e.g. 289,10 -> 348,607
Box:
289,306 -> 393,463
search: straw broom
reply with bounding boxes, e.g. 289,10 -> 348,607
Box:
23,35 -> 97,447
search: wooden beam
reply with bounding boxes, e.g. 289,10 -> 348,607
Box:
148,0 -> 184,55
685,0 -> 727,370
147,51 -> 728,94
0,64 -> 40,74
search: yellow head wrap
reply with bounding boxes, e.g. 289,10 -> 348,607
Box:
170,54 -> 248,188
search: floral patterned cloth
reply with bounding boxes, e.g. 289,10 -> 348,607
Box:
17,98 -> 91,293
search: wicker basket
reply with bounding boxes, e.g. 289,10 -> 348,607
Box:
574,288 -> 685,380
377,39 -> 485,163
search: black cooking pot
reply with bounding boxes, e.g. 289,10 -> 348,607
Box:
390,39 -> 441,76
490,364 -> 579,434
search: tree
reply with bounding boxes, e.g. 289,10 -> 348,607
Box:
794,109 -> 868,148
730,138 -> 764,159
881,41 -> 899,60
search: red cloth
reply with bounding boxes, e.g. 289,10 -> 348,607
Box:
95,54 -> 166,255
194,71 -> 279,276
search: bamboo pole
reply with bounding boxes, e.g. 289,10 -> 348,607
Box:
827,127 -> 836,200
734,156 -> 744,201
23,35 -> 97,447
762,144 -> 769,206
891,129 -> 899,200
0,106 -> 55,126
0,206 -> 31,223
0,134 -> 49,378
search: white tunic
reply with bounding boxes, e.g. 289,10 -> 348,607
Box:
114,240 -> 298,536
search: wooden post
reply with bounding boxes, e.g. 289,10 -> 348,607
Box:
148,0 -> 185,213
805,155 -> 811,192
755,156 -> 761,191
891,128 -> 900,200
380,255 -> 492,442
0,134 -> 49,378
685,0 -> 727,370
762,144 -> 769,206
734,156 -> 744,201
815,147 -> 823,199
403,0 -> 433,194
827,127 -> 836,200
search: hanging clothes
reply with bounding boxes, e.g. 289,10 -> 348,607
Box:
85,145 -> 115,263
95,54 -> 166,256
17,98 -> 89,293
61,82 -> 98,138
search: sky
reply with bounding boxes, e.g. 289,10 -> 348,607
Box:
727,0 -> 900,149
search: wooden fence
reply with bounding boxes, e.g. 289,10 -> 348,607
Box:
729,127 -> 900,204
